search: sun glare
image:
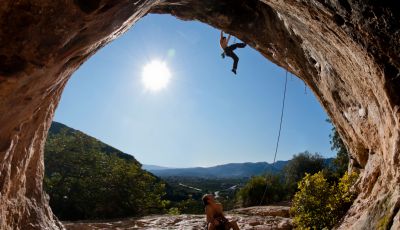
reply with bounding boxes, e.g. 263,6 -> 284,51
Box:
142,60 -> 171,91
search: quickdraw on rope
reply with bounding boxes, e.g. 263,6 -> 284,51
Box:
304,82 -> 307,95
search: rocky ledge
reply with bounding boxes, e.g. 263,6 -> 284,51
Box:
63,206 -> 292,230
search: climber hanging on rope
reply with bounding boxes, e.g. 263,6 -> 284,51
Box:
220,31 -> 246,75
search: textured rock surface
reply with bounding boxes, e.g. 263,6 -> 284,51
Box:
63,206 -> 292,230
0,0 -> 399,229
231,205 -> 290,218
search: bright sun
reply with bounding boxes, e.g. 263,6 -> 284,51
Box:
142,60 -> 171,91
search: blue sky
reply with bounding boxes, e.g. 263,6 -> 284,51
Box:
54,14 -> 335,167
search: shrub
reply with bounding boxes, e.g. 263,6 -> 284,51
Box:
176,198 -> 204,214
283,151 -> 326,196
290,171 -> 358,229
237,174 -> 286,207
328,120 -> 350,178
167,207 -> 180,215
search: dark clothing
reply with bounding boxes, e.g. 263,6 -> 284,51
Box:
223,43 -> 246,71
215,215 -> 228,224
214,214 -> 229,230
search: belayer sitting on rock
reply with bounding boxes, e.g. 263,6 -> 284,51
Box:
202,194 -> 240,230
220,31 -> 246,75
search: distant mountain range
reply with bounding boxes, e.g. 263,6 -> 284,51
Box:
143,161 -> 290,178
142,164 -> 174,171
144,158 -> 334,179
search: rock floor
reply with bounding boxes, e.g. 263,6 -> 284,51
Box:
63,206 -> 292,230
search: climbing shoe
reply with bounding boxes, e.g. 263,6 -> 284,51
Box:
232,69 -> 237,74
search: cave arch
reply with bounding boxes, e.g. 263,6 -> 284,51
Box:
0,1 -> 399,229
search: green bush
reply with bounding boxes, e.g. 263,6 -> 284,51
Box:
167,207 -> 181,215
237,174 -> 286,207
283,151 -> 326,196
328,120 -> 350,178
176,198 -> 204,214
290,171 -> 358,229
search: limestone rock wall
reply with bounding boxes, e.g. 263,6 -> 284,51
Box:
0,0 -> 398,229
0,1 -> 155,229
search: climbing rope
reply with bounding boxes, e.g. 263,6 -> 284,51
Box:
259,41 -> 289,206
273,70 -> 288,164
258,67 -> 289,205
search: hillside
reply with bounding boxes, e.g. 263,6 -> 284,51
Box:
48,121 -> 138,163
44,121 -> 166,220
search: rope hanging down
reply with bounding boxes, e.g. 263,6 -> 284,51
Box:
273,69 -> 288,164
258,66 -> 289,205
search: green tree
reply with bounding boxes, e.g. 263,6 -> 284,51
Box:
176,197 -> 204,214
283,151 -> 325,195
290,171 -> 358,229
236,174 -> 286,207
330,125 -> 350,177
44,125 -> 167,220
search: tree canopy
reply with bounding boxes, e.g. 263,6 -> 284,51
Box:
283,151 -> 325,193
44,122 -> 167,220
330,124 -> 350,177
